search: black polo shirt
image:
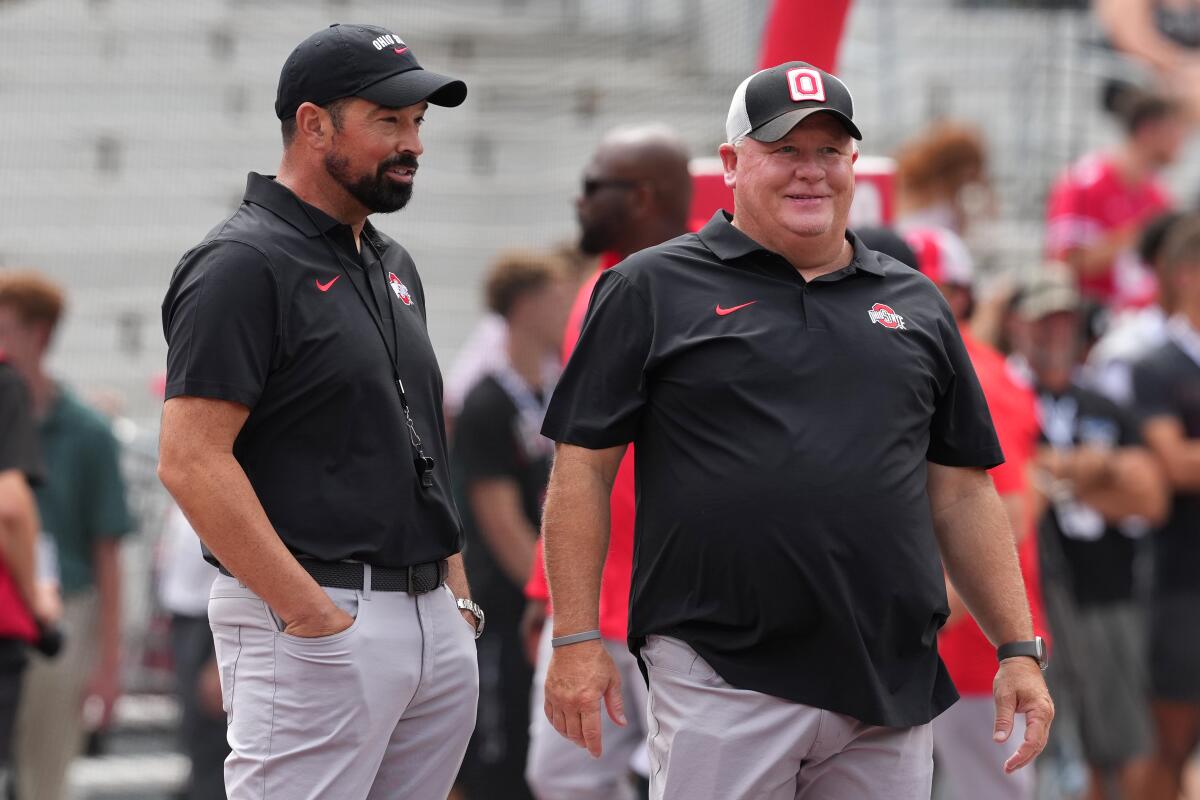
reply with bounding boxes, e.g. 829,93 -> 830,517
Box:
542,211 -> 1003,727
1036,383 -> 1144,608
453,374 -> 552,605
1133,337 -> 1200,598
162,172 -> 462,569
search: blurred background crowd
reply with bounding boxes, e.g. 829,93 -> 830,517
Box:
3,0 -> 1200,798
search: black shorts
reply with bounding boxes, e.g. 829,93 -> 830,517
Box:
0,638 -> 27,766
1150,593 -> 1200,703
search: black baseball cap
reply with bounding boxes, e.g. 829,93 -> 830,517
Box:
275,24 -> 467,120
726,61 -> 861,143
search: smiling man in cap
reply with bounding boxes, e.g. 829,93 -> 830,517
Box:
159,24 -> 480,800
538,61 -> 1054,798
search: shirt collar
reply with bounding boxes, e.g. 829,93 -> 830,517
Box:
697,210 -> 766,260
241,172 -> 390,252
847,230 -> 887,276
243,172 -> 340,237
38,382 -> 69,431
696,210 -> 885,277
1168,314 -> 1200,369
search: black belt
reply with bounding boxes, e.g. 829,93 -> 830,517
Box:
218,559 -> 448,595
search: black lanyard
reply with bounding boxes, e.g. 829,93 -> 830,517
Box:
293,198 -> 436,488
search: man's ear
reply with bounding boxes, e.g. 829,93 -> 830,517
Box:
629,180 -> 655,216
718,142 -> 738,190
294,102 -> 332,150
851,142 -> 860,165
34,322 -> 54,354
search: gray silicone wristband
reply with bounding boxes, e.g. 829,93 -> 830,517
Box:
551,629 -> 602,648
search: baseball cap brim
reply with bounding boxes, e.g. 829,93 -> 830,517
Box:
358,68 -> 467,109
1019,288 -> 1080,320
1018,266 -> 1081,320
750,107 -> 862,142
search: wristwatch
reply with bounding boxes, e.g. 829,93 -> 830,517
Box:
997,636 -> 1047,671
456,598 -> 485,639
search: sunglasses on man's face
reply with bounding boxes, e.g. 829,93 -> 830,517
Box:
581,178 -> 639,197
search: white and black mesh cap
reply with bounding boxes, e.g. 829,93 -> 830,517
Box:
726,61 -> 861,144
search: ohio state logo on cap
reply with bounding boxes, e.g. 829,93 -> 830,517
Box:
787,68 -> 826,102
868,303 -> 906,330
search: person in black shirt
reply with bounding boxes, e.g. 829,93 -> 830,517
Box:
0,357 -> 46,794
538,62 -> 1054,799
1132,212 -> 1200,800
159,25 -> 481,800
453,252 -> 570,800
1013,270 -> 1166,799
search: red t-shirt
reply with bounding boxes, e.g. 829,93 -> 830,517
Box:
0,572 -> 36,643
1045,152 -> 1169,309
0,354 -> 37,643
525,253 -> 634,642
937,331 -> 1048,695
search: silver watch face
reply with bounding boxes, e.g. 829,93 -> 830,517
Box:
458,599 -> 485,637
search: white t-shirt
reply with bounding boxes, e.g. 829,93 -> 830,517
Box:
1085,306 -> 1168,404
157,504 -> 218,618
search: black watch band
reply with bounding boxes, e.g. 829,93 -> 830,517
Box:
997,636 -> 1048,671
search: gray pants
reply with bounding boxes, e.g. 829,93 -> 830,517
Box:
642,635 -> 933,800
15,590 -> 97,800
932,695 -> 1032,800
208,573 -> 478,800
526,624 -> 648,800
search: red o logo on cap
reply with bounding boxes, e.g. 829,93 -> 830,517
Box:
787,68 -> 826,103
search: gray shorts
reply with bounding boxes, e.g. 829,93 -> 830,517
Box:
932,696 -> 1033,800
1150,592 -> 1200,703
641,635 -> 932,800
1044,583 -> 1152,767
526,625 -> 648,800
